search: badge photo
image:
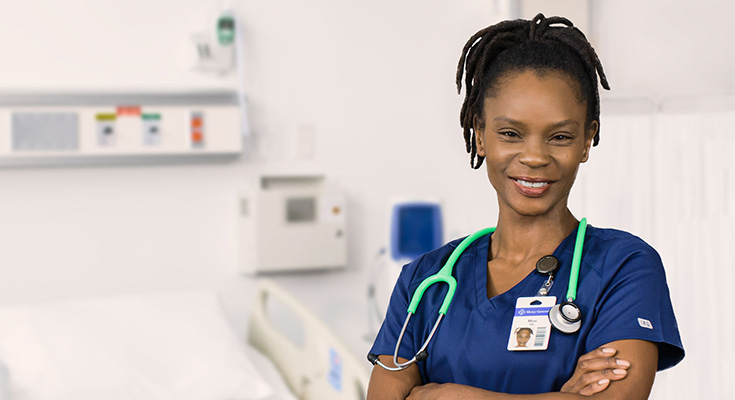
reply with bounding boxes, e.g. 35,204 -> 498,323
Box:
508,296 -> 556,351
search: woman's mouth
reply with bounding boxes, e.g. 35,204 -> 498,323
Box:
511,177 -> 553,197
515,179 -> 548,188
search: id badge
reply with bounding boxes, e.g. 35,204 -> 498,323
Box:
507,296 -> 555,351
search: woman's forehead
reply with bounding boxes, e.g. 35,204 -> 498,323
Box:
489,68 -> 586,103
483,70 -> 587,124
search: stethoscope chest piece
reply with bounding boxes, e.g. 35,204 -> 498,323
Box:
549,301 -> 582,334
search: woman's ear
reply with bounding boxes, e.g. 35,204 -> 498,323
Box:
581,120 -> 598,163
473,116 -> 486,157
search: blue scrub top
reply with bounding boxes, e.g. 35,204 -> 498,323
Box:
370,225 -> 685,394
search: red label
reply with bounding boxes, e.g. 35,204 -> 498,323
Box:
117,106 -> 141,116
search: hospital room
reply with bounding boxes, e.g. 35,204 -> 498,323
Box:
0,0 -> 730,399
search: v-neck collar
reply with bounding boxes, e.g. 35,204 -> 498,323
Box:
472,226 -> 582,318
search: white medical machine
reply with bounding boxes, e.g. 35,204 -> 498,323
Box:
238,175 -> 347,274
367,199 -> 443,335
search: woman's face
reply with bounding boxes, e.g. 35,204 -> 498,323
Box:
516,329 -> 532,347
474,70 -> 597,218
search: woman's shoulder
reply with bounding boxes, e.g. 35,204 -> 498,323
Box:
586,225 -> 658,253
583,225 -> 664,275
399,234 -> 485,284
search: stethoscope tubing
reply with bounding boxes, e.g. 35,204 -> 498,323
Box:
369,219 -> 587,371
407,227 -> 495,315
372,313 -> 444,371
566,218 -> 587,302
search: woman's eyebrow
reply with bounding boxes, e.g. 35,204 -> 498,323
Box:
493,116 -> 526,127
547,119 -> 580,130
493,116 -> 579,130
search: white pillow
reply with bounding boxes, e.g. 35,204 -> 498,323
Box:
0,291 -> 273,400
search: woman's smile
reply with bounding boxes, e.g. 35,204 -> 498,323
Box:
511,176 -> 555,197
473,70 -> 596,217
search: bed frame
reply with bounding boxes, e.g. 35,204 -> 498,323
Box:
248,279 -> 370,400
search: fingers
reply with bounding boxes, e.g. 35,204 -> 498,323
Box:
561,347 -> 632,395
578,346 -> 616,362
577,349 -> 630,374
578,357 -> 630,373
582,366 -> 628,385
562,366 -> 629,394
579,378 -> 610,396
576,368 -> 629,395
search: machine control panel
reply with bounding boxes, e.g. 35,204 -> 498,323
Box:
0,92 -> 242,166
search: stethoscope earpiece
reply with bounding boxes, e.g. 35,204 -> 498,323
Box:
549,301 -> 582,334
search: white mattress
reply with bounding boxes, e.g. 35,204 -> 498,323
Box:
0,290 -> 297,400
244,346 -> 298,400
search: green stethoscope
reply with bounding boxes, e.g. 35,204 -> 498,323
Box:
368,218 -> 588,371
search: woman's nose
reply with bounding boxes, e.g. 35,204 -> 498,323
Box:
517,140 -> 552,168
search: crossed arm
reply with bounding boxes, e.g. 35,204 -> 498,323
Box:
367,339 -> 658,400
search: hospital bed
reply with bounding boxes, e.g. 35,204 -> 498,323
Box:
0,279 -> 369,400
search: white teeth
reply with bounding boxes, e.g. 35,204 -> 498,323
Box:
516,179 -> 548,188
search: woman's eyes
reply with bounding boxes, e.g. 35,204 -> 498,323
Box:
496,131 -> 573,142
551,134 -> 573,141
498,130 -> 519,138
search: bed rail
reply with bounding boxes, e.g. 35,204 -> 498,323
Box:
248,279 -> 369,400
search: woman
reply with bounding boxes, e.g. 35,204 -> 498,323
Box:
367,14 -> 684,399
514,327 -> 533,348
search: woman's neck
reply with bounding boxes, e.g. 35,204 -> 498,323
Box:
490,207 -> 579,265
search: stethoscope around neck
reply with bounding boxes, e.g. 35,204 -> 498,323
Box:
368,218 -> 588,371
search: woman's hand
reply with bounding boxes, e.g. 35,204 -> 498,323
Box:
561,347 -> 631,395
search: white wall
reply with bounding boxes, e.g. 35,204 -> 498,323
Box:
0,0 -> 234,91
0,1 -> 507,361
592,0 -> 735,100
0,0 -> 510,303
0,0 -> 240,305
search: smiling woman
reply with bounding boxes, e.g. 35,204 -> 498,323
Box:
476,70 -> 593,219
367,13 -> 684,400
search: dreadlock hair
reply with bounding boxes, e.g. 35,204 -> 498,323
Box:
457,13 -> 610,169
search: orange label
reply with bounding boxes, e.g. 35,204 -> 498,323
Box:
117,106 -> 141,116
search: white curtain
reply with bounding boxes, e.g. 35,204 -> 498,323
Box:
648,111 -> 735,400
575,109 -> 735,399
573,114 -> 655,241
